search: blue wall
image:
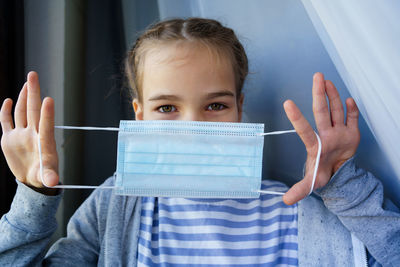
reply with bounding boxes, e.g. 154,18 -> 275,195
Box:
157,0 -> 399,205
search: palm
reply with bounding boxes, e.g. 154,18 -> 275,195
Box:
1,72 -> 59,194
283,73 -> 360,205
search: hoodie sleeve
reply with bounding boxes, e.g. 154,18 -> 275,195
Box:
0,177 -> 114,266
0,180 -> 62,266
315,157 -> 400,267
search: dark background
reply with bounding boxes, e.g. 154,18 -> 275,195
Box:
0,0 -> 25,216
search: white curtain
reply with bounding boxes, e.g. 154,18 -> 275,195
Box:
301,1 -> 400,195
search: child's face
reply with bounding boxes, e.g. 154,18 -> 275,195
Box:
133,42 -> 243,122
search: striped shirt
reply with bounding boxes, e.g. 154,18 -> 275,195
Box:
137,180 -> 298,266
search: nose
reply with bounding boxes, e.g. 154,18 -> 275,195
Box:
181,110 -> 204,121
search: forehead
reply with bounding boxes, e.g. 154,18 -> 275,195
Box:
141,41 -> 236,100
144,40 -> 231,68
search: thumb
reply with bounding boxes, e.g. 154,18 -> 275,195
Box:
282,179 -> 311,205
40,168 -> 59,187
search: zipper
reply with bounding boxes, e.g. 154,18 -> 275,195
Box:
351,233 -> 368,267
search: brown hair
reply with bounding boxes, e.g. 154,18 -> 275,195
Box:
125,17 -> 248,102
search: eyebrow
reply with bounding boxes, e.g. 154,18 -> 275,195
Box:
148,94 -> 183,101
205,90 -> 235,100
147,90 -> 235,102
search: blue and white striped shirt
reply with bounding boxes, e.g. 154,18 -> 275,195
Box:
137,180 -> 298,266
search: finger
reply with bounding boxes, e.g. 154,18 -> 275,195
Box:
38,98 -> 58,188
345,98 -> 359,129
283,179 -> 311,205
15,83 -> 28,128
40,168 -> 59,187
312,73 -> 331,131
325,80 -> 344,126
284,100 -> 317,150
0,98 -> 14,133
27,71 -> 42,130
39,97 -> 55,154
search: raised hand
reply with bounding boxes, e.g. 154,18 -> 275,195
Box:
282,73 -> 360,205
0,71 -> 59,195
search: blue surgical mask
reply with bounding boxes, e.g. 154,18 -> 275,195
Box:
38,120 -> 321,198
114,120 -> 264,198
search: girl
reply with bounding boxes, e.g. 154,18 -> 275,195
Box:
1,18 -> 399,266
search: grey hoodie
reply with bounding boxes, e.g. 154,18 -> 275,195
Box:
1,158 -> 399,266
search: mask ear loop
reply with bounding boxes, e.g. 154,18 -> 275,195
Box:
257,130 -> 322,196
37,127 -> 118,189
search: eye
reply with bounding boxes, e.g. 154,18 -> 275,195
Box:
207,103 -> 227,111
157,105 -> 177,113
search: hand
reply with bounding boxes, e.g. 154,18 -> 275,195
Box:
0,71 -> 59,195
282,72 -> 360,205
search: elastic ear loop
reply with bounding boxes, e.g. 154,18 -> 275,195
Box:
256,130 -> 322,196
38,126 -> 321,196
37,126 -> 118,189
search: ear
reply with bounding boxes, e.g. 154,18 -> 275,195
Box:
238,94 -> 244,122
133,99 -> 144,120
